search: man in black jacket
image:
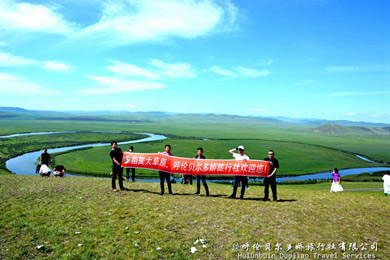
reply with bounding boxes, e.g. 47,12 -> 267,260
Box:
263,150 -> 279,201
110,141 -> 125,192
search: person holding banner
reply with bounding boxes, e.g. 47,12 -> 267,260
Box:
110,141 -> 125,192
228,145 -> 249,199
194,147 -> 210,197
125,146 -> 136,182
263,150 -> 279,201
159,144 -> 173,195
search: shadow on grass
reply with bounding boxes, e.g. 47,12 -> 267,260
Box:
224,197 -> 297,202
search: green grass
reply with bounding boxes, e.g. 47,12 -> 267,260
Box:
54,138 -> 377,178
0,132 -> 145,173
0,175 -> 388,259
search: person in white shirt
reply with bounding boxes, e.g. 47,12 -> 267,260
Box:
228,145 -> 250,199
383,173 -> 390,196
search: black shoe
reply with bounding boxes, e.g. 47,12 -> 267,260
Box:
206,193 -> 210,197
273,198 -> 278,202
263,198 -> 270,201
194,192 -> 200,195
228,194 -> 236,199
169,192 -> 173,195
159,192 -> 164,195
239,196 -> 244,200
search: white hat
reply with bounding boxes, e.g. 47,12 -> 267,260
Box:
238,145 -> 245,150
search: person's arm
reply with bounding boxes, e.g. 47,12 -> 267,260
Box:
112,157 -> 121,167
229,148 -> 237,155
267,168 -> 278,178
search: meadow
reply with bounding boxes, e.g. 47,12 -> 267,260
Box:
53,138 -> 376,178
0,175 -> 388,259
1,115 -> 388,177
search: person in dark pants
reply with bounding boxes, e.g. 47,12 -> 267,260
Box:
40,148 -> 50,167
159,144 -> 173,195
194,147 -> 209,196
263,150 -> 279,201
126,146 -> 136,182
228,145 -> 250,199
110,141 -> 125,192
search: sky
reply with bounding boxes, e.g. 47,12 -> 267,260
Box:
0,0 -> 389,123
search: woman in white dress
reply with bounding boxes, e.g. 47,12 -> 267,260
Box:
382,173 -> 390,196
330,168 -> 343,192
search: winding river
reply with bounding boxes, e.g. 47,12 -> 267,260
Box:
3,131 -> 390,182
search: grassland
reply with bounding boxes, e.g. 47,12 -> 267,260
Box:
54,138 -> 377,178
0,175 -> 388,259
0,131 -> 145,174
1,115 -> 389,178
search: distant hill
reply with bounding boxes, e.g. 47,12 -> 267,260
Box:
309,123 -> 390,136
1,106 -> 389,128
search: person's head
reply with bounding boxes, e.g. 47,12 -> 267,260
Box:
165,144 -> 171,153
111,141 -> 117,149
238,145 -> 245,155
268,150 -> 275,159
43,148 -> 47,153
197,147 -> 203,156
333,168 -> 339,173
129,146 -> 134,152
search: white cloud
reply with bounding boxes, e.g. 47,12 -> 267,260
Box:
43,61 -> 74,71
0,51 -> 74,71
82,76 -> 166,95
0,51 -> 39,66
125,104 -> 136,110
346,112 -> 357,116
210,66 -> 237,77
0,73 -> 60,95
236,67 -> 270,77
0,0 -> 76,34
0,0 -> 239,45
107,59 -> 195,79
210,66 -> 270,78
76,0 -> 238,45
150,59 -> 196,78
107,60 -> 161,79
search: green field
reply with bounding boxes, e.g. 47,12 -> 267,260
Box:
0,131 -> 145,174
1,114 -> 389,178
0,175 -> 388,259
53,138 -> 376,178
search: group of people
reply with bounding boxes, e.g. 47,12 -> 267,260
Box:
36,148 -> 66,177
109,141 -> 279,201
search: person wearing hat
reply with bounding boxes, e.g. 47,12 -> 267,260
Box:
228,145 -> 250,199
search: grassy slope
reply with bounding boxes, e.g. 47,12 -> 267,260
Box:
54,138 -> 376,177
0,175 -> 388,259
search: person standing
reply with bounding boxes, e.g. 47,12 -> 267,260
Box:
40,148 -> 51,167
159,144 -> 173,195
228,145 -> 249,199
263,150 -> 279,201
110,141 -> 125,192
330,168 -> 344,192
126,146 -> 136,182
194,147 -> 209,197
383,173 -> 390,196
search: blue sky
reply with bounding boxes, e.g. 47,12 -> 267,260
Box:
0,0 -> 389,123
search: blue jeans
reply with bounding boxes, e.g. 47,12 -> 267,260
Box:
196,175 -> 209,195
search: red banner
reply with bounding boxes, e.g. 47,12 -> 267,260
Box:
121,152 -> 269,177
